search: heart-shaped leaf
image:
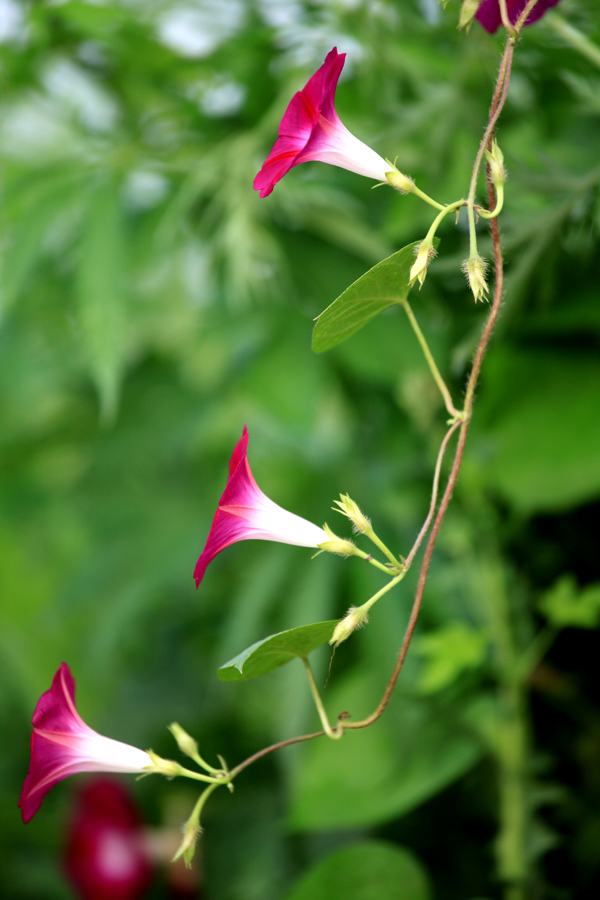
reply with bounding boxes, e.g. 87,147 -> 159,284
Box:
218,620 -> 339,682
312,240 -> 438,353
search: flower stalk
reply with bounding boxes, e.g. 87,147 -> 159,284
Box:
301,657 -> 343,740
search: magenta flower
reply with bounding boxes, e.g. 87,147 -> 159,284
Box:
19,663 -> 152,824
253,47 -> 391,198
64,778 -> 153,900
194,426 -> 328,587
472,0 -> 561,33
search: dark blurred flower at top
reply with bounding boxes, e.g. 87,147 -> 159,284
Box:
64,778 -> 153,900
471,0 -> 561,33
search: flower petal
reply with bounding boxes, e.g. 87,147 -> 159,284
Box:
474,0 -> 561,33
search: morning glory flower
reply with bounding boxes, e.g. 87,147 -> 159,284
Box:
19,663 -> 152,824
254,47 -> 392,198
194,426 -> 328,587
472,0 -> 561,33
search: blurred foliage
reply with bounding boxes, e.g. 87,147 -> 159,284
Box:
1,1 -> 600,899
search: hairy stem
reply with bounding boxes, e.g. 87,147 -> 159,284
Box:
344,36 -> 514,731
514,0 -> 545,34
222,33 -> 516,790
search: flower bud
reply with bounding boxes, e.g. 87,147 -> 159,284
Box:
318,523 -> 356,557
329,605 -> 370,647
172,813 -> 203,868
333,493 -> 371,535
462,254 -> 489,303
409,240 -> 437,289
484,139 -> 506,189
169,723 -> 199,761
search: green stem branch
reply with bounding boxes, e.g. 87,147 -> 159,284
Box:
544,12 -> 600,71
301,656 -> 343,739
400,298 -> 464,421
352,545 -> 400,575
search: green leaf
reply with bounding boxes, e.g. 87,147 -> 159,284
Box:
289,670 -> 482,829
539,575 -> 600,630
283,841 -> 431,900
1,167 -> 85,315
416,621 -> 488,693
312,240 -> 437,353
76,178 -> 126,423
218,620 -> 339,682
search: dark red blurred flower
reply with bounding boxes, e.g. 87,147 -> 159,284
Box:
473,0 -> 561,33
64,778 -> 153,900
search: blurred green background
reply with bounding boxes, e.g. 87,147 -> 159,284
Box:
2,1 -> 600,898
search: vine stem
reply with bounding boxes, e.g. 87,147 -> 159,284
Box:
514,0 -> 545,34
498,0 -> 517,37
466,38 -> 513,270
215,32 -> 515,787
344,35 -> 514,731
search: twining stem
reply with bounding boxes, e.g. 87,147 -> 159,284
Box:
301,656 -> 343,739
344,35 -> 514,731
498,0 -> 517,36
544,12 -> 600,71
404,418 -> 462,570
514,0 -> 545,34
466,40 -> 513,265
227,730 -> 326,781
399,298 -> 464,421
206,30 -> 516,814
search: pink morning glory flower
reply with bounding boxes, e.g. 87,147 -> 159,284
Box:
194,426 -> 328,587
64,778 -> 153,900
19,663 -> 152,824
253,47 -> 392,198
472,0 -> 561,33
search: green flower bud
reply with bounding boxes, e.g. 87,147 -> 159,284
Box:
462,254 -> 489,303
333,493 -> 371,535
329,605 -> 370,647
409,240 -> 437,289
168,723 -> 199,761
484,139 -> 506,188
459,0 -> 481,31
